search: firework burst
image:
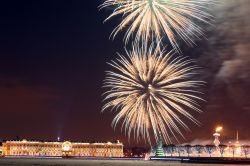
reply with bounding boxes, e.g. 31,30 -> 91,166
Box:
103,43 -> 204,144
100,0 -> 213,52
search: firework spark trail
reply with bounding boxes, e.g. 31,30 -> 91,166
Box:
100,0 -> 213,52
102,43 -> 204,144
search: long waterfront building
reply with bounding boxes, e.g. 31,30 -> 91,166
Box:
2,139 -> 123,158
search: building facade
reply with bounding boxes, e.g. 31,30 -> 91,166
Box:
0,143 -> 2,157
2,140 -> 123,158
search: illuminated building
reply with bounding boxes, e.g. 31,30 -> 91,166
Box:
2,139 -> 123,158
0,142 -> 2,156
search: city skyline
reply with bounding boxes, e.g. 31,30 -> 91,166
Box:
0,0 -> 250,146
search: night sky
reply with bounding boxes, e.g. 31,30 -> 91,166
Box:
0,0 -> 250,146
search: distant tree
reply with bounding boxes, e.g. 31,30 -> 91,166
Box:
194,145 -> 204,157
229,145 -> 236,158
15,136 -> 20,141
242,145 -> 250,158
205,145 -> 215,157
175,146 -> 183,157
165,144 -> 175,156
219,144 -> 227,157
184,145 -> 192,157
131,147 -> 149,157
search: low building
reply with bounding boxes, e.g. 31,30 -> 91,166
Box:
2,139 -> 123,158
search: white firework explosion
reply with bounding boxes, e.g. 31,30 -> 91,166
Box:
100,0 -> 213,52
102,43 -> 204,144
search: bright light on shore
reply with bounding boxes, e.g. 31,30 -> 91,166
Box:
215,126 -> 223,132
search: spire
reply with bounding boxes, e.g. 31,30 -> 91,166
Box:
236,130 -> 240,145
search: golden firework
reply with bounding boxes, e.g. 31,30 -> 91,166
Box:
103,43 -> 204,144
100,0 -> 213,52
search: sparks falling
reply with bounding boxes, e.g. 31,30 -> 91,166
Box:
102,43 -> 204,144
100,0 -> 213,52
